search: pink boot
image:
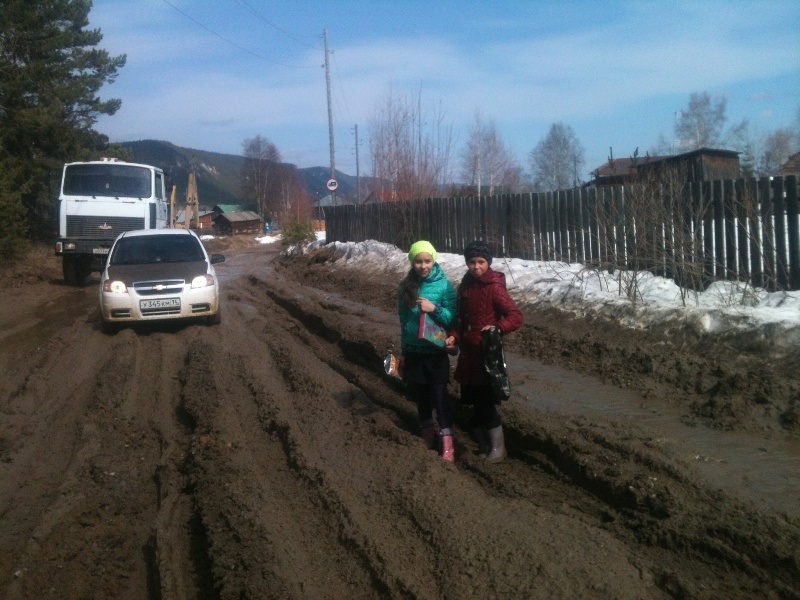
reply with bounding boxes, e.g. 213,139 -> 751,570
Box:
440,434 -> 455,462
421,425 -> 437,450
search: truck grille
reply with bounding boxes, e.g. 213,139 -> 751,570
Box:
66,216 -> 145,240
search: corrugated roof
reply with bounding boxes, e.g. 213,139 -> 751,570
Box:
216,210 -> 262,223
214,204 -> 246,213
592,157 -> 639,177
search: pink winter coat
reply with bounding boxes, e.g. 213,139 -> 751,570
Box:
453,268 -> 523,385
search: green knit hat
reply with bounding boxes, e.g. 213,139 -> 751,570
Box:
408,240 -> 437,263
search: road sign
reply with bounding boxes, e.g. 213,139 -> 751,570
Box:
326,178 -> 338,191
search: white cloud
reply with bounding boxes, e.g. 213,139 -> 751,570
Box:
91,0 -> 799,173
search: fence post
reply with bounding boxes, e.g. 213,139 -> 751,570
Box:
723,179 -> 737,281
760,177 -> 776,291
613,186 -> 625,269
786,176 -> 799,290
773,177 -> 789,290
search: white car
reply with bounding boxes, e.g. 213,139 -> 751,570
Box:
99,229 -> 224,331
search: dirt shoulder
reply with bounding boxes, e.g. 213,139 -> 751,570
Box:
277,243 -> 800,438
0,238 -> 797,600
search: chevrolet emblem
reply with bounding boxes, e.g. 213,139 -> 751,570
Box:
153,284 -> 166,291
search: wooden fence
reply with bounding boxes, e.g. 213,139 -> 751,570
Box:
323,175 -> 800,292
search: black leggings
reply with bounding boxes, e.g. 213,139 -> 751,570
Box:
409,382 -> 454,435
461,384 -> 501,430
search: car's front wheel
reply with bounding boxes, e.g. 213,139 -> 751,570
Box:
207,309 -> 222,326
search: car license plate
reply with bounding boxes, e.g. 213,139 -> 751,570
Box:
93,248 -> 109,254
140,298 -> 180,310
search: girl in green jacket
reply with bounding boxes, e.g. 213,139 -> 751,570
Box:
398,241 -> 458,461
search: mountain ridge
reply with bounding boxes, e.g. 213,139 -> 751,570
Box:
118,139 -> 362,208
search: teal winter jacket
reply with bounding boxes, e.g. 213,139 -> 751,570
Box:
398,263 -> 457,354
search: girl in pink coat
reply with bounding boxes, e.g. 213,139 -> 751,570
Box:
445,241 -> 523,462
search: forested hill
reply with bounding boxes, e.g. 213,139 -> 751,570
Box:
120,140 -> 246,207
119,140 -> 359,207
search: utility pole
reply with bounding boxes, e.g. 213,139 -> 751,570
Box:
324,28 -> 336,205
186,169 -> 199,229
354,124 -> 360,204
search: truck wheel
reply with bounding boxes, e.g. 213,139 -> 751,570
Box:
78,256 -> 93,283
62,255 -> 82,286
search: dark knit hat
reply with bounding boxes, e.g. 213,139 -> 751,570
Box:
464,240 -> 492,265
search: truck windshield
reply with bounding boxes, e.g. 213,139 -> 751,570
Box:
62,164 -> 152,198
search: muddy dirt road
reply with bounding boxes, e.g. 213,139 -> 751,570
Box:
0,239 -> 798,599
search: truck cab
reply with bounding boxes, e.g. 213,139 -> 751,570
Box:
55,158 -> 169,286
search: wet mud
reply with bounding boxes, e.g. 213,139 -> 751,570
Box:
0,239 -> 798,599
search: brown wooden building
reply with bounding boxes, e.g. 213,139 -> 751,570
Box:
590,148 -> 740,187
778,152 -> 800,176
214,210 -> 263,235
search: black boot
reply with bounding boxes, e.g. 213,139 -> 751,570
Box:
473,427 -> 490,457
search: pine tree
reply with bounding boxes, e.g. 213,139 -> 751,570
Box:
0,0 -> 126,257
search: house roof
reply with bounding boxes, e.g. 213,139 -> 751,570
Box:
592,157 -> 639,177
213,204 -> 246,213
592,148 -> 738,177
215,210 -> 262,223
313,194 -> 356,207
778,152 -> 800,176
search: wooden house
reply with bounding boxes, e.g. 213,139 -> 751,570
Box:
590,148 -> 740,187
213,210 -> 263,236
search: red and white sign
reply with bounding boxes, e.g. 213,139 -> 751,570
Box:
326,178 -> 338,191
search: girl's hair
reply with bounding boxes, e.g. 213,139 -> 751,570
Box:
399,267 -> 421,309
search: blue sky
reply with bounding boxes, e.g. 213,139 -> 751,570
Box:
90,0 -> 800,181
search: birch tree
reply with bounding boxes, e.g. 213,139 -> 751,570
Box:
241,135 -> 281,220
528,123 -> 585,191
461,113 -> 521,195
368,87 -> 454,201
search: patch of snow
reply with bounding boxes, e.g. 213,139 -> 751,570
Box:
289,239 -> 800,348
256,234 -> 282,245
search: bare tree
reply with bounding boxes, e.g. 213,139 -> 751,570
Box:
461,112 -> 521,195
674,91 -> 749,152
368,87 -> 454,202
528,122 -> 585,192
273,164 -> 314,224
241,135 -> 282,220
761,128 -> 797,174
674,92 -> 727,150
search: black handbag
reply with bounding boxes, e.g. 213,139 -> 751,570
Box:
481,327 -> 511,401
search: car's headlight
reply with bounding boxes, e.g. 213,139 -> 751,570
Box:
102,280 -> 127,294
191,275 -> 214,289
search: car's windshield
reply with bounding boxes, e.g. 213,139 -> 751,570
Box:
110,235 -> 205,265
63,164 -> 152,198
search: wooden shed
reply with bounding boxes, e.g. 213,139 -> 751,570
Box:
214,210 -> 264,235
590,148 -> 740,187
778,152 -> 800,176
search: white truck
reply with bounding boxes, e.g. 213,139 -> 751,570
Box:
55,158 -> 169,286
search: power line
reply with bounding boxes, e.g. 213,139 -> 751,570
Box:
159,0 -> 317,69
233,0 -> 321,50
331,48 -> 355,132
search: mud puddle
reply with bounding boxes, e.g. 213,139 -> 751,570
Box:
508,352 -> 800,518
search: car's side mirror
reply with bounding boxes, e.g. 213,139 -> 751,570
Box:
210,254 -> 225,264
